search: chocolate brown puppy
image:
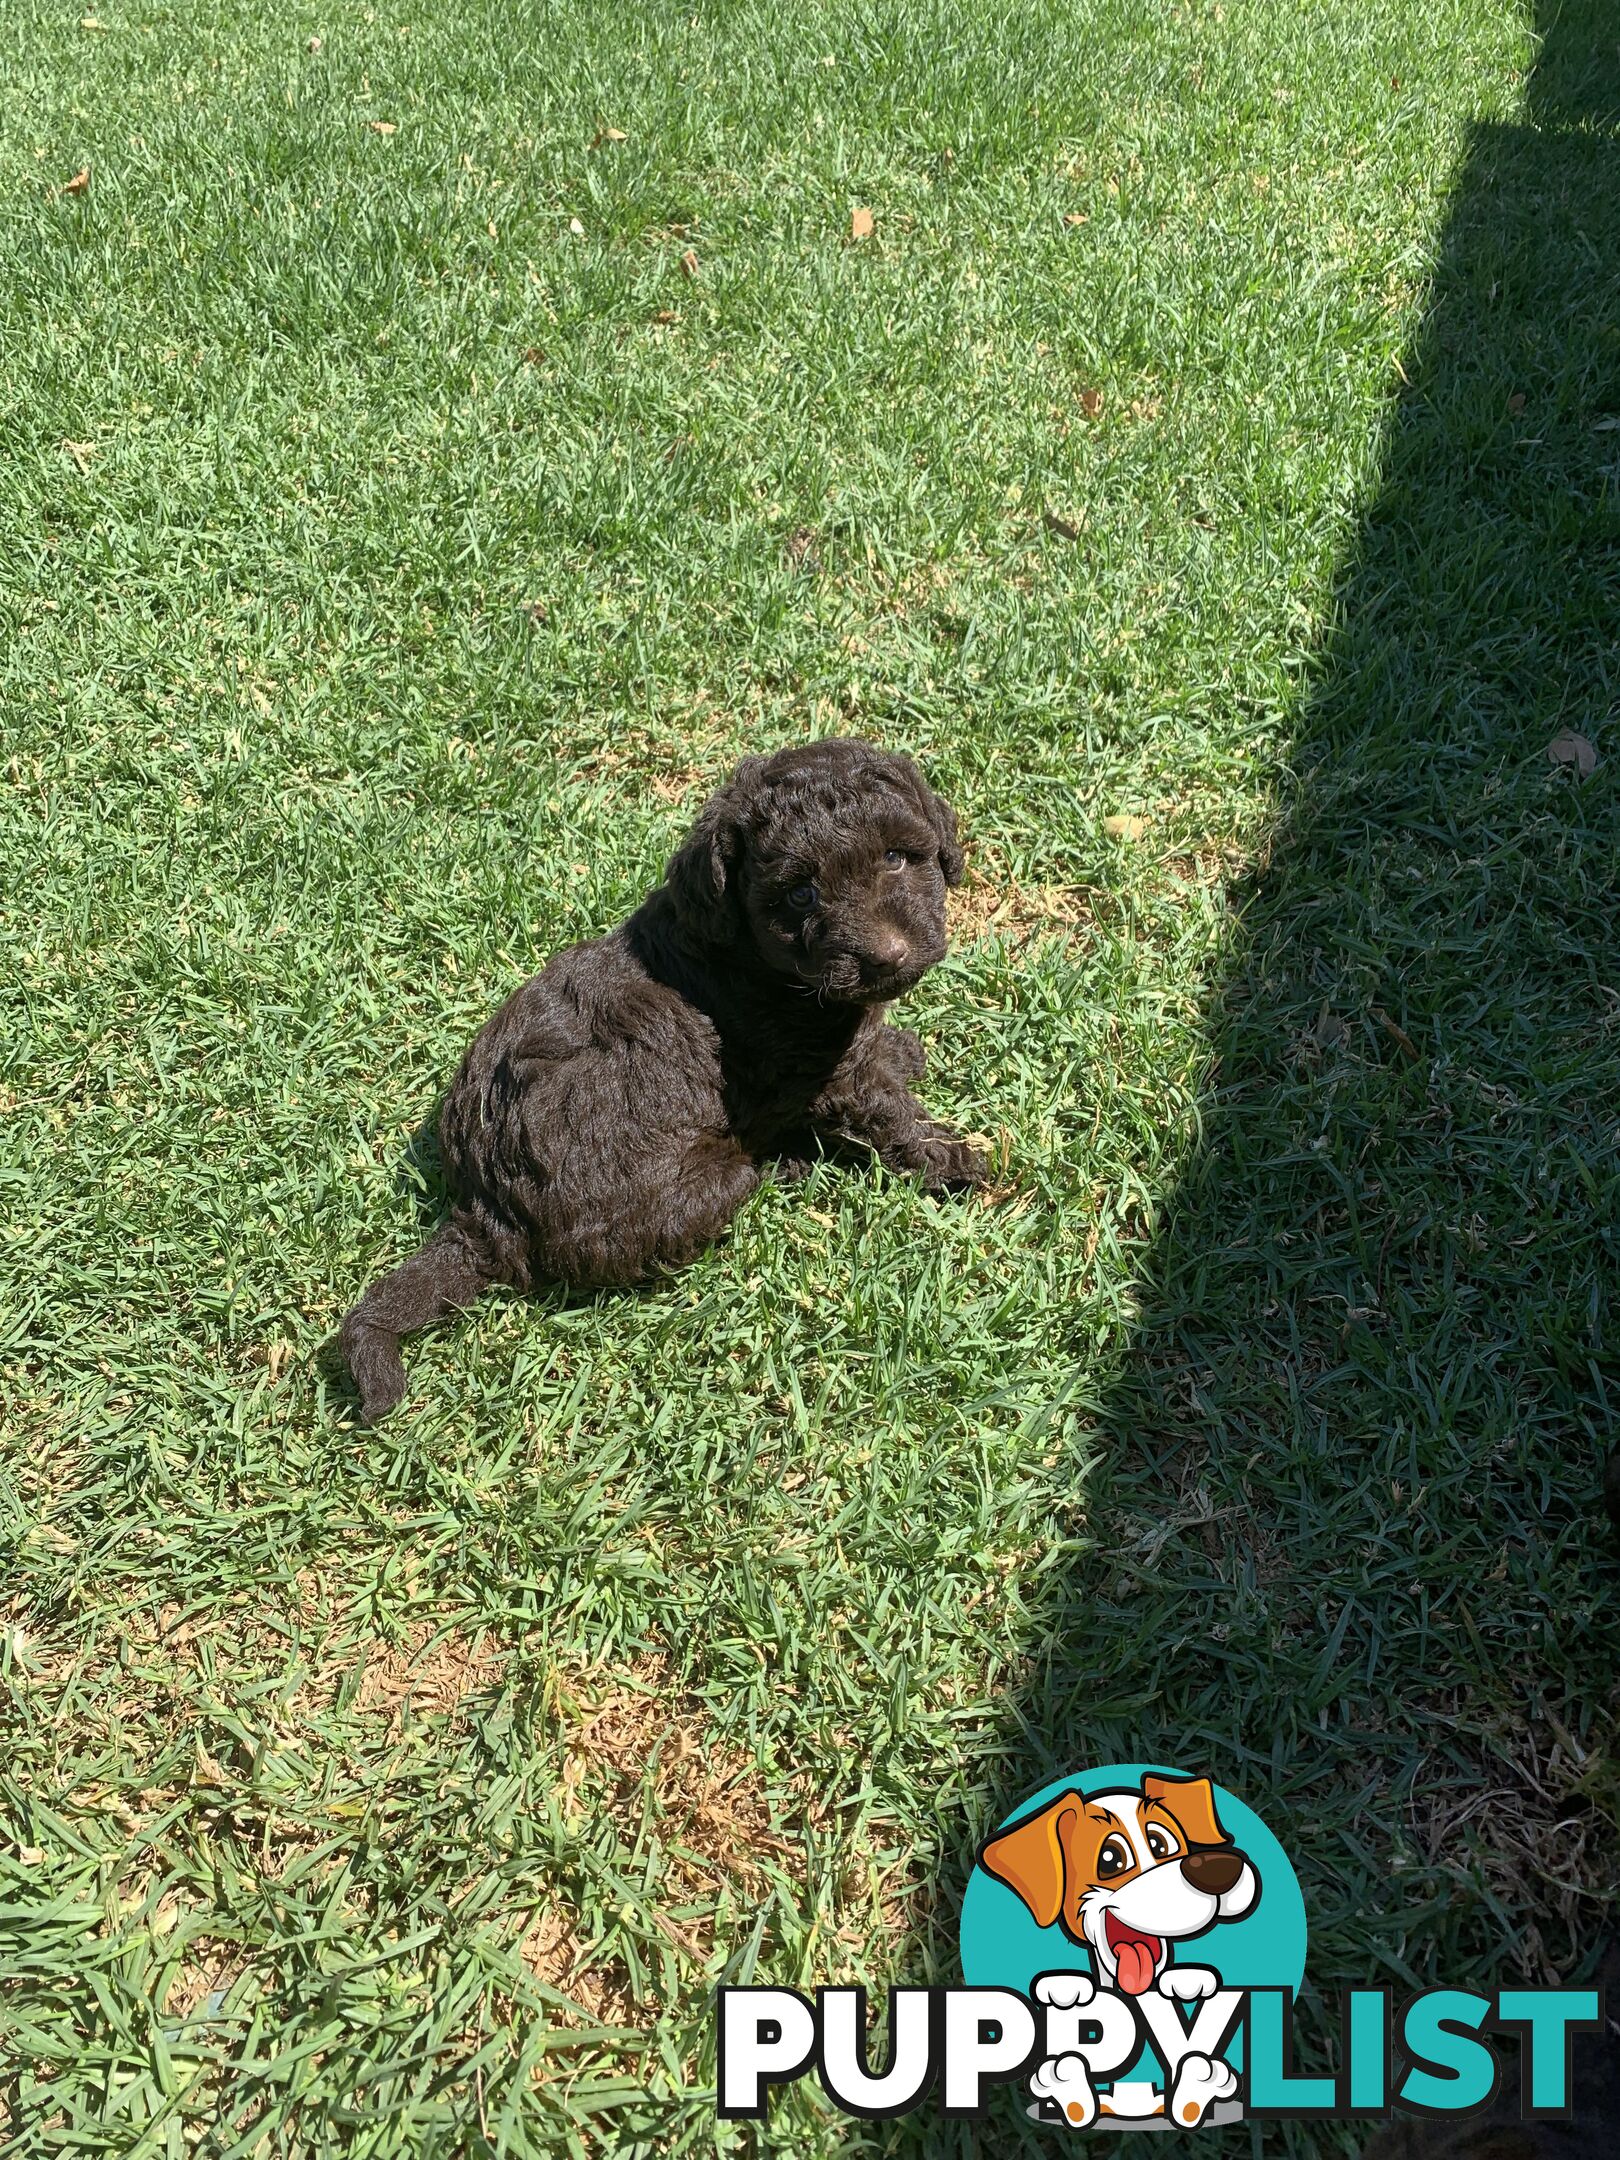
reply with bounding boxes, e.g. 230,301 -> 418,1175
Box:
338,738 -> 986,1421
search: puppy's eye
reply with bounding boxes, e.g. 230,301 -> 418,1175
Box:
883,849 -> 906,867
1145,1824 -> 1180,1861
1097,1836 -> 1132,1879
787,882 -> 817,910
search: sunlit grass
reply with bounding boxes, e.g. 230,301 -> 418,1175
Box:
9,0 -> 1614,2153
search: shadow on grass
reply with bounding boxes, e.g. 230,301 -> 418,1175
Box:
902,3 -> 1620,2147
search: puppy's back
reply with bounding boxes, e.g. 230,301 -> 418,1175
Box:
436,929 -> 728,1280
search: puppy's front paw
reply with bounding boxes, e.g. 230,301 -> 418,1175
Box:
1034,1972 -> 1095,2011
1029,2053 -> 1097,2128
886,1027 -> 927,1081
1157,1965 -> 1218,2002
1168,2052 -> 1238,2127
917,1133 -> 990,1192
338,1319 -> 407,1425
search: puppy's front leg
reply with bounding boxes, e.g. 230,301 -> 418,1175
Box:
1156,1967 -> 1219,2002
1028,2052 -> 1098,2129
1166,2052 -> 1238,2127
809,1029 -> 988,1192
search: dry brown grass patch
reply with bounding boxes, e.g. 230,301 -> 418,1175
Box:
1409,1684 -> 1620,1981
517,1654 -> 927,2015
352,1624 -> 503,1730
518,1904 -> 639,2026
162,1933 -> 251,2022
555,1656 -> 799,1905
949,868 -> 1095,946
563,715 -> 738,806
518,1653 -> 795,2021
8,1580 -> 509,1786
1163,839 -> 1252,887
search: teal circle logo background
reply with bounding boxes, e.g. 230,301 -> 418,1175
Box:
959,1763 -> 1307,2000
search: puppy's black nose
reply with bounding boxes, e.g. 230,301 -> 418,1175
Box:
1181,1848 -> 1245,1896
866,931 -> 910,972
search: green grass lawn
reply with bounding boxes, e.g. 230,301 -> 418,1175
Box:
4,0 -> 1618,2150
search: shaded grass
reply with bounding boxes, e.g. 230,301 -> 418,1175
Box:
3,0 -> 1614,2153
931,6 -> 1620,2152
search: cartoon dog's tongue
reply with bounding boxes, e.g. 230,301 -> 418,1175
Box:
1104,1914 -> 1163,1996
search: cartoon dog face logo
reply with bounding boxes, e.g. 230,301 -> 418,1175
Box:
979,1772 -> 1260,1997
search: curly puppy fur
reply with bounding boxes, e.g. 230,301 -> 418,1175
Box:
339,738 -> 987,1421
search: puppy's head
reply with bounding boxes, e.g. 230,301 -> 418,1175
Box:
665,738 -> 964,1003
979,1776 -> 1259,1994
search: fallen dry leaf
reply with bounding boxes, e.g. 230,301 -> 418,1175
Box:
784,525 -> 821,570
368,119 -> 397,135
1041,506 -> 1084,542
1507,391 -> 1526,415
487,219 -> 498,240
522,345 -> 547,363
63,440 -> 96,472
1374,1007 -> 1419,1060
1102,813 -> 1148,842
1547,729 -> 1598,779
306,34 -> 323,51
1079,386 -> 1104,419
80,14 -> 107,28
850,205 -> 874,240
679,246 -> 699,277
1063,211 -> 1089,227
651,309 -> 678,325
61,167 -> 91,196
591,126 -> 627,148
191,1741 -> 228,1788
569,217 -> 586,236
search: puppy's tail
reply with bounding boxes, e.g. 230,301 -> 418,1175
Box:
337,1222 -> 502,1424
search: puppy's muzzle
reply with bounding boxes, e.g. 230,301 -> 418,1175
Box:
814,939 -> 928,1003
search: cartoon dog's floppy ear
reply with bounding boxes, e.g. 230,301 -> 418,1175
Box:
664,757 -> 766,938
979,1793 -> 1082,1930
1143,1773 -> 1232,1849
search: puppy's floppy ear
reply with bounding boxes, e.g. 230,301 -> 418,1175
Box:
664,757 -> 766,936
979,1793 -> 1081,1930
919,777 -> 965,887
1143,1773 -> 1231,1849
